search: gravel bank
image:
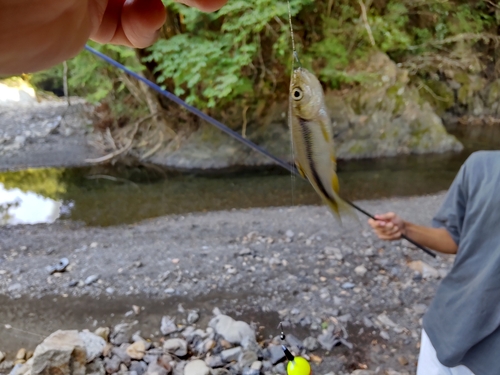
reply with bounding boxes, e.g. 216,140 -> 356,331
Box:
0,194 -> 452,374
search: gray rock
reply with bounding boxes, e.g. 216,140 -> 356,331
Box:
79,330 -> 106,363
143,349 -> 163,364
341,282 -> 355,289
187,311 -> 199,325
85,359 -> 105,375
205,355 -> 224,368
0,360 -> 14,372
111,323 -> 135,346
146,361 -> 168,375
208,314 -> 256,347
104,356 -> 121,374
285,334 -> 303,350
238,351 -> 258,368
184,360 -> 210,375
242,369 -> 259,375
31,330 -> 86,375
354,265 -> 367,276
380,331 -> 391,340
318,327 -> 340,351
266,345 -> 285,365
274,363 -> 286,374
84,275 -> 99,285
303,336 -> 319,351
163,338 -> 188,357
160,316 -> 177,336
220,347 -> 242,363
111,347 -> 131,366
130,361 -> 148,375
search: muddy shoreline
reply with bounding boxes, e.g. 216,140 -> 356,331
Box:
0,194 -> 452,374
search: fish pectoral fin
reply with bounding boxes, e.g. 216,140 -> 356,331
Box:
295,162 -> 307,179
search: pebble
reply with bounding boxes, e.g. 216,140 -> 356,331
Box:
238,350 -> 258,368
79,330 -> 106,362
341,282 -> 355,289
266,345 -> 285,365
110,322 -> 135,345
242,369 -> 260,375
0,351 -> 4,363
354,265 -> 367,276
112,346 -> 131,366
126,340 -> 146,360
398,356 -> 409,366
220,347 -> 242,362
147,361 -> 169,375
184,359 -> 210,375
209,314 -> 256,346
161,316 -> 178,336
187,311 -> 200,324
285,230 -> 294,238
84,275 -> 99,285
205,355 -> 224,368
104,355 -> 121,373
130,360 -> 148,375
94,327 -> 110,342
163,338 -> 188,357
380,331 -> 391,340
15,348 -> 25,362
303,336 -> 319,351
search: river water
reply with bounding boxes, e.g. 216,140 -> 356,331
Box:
0,124 -> 498,227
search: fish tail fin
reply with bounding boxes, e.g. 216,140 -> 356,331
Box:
323,174 -> 359,225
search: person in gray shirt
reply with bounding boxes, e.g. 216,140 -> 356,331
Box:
368,150 -> 500,375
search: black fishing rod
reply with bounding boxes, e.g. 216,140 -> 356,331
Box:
84,45 -> 436,259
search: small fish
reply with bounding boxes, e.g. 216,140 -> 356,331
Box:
289,67 -> 356,224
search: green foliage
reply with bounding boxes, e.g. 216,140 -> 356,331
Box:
23,0 -> 500,113
145,0 -> 312,108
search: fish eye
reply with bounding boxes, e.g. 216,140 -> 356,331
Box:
292,88 -> 303,101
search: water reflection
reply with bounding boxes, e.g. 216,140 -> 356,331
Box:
0,123 -> 498,227
0,183 -> 62,225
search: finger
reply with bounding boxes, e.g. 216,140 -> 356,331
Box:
176,0 -> 228,12
121,0 -> 166,48
374,212 -> 396,221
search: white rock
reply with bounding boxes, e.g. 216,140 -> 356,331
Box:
163,338 -> 188,357
31,330 -> 86,375
78,330 -> 106,363
354,265 -> 367,276
208,314 -> 256,347
407,261 -> 440,279
184,359 -> 210,375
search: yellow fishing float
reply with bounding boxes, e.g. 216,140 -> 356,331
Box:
282,345 -> 312,375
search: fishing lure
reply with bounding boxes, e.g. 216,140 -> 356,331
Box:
279,323 -> 312,375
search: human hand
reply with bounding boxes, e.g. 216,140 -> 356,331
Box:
91,0 -> 229,48
0,0 -> 228,75
367,212 -> 406,241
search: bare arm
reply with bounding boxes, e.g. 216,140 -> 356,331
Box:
368,212 -> 458,255
0,0 -> 227,75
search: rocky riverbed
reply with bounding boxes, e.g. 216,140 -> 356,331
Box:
0,193 -> 453,375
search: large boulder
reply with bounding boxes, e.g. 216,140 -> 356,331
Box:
148,52 -> 462,171
31,330 -> 87,375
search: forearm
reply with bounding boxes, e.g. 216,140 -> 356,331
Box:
404,222 -> 458,254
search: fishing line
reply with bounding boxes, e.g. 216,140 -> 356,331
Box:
83,45 -> 436,258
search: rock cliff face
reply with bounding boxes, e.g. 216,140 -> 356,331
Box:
150,53 -> 463,171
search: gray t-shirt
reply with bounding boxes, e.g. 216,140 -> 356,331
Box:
423,150 -> 500,374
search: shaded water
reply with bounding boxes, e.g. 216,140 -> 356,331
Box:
0,124 -> 498,227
